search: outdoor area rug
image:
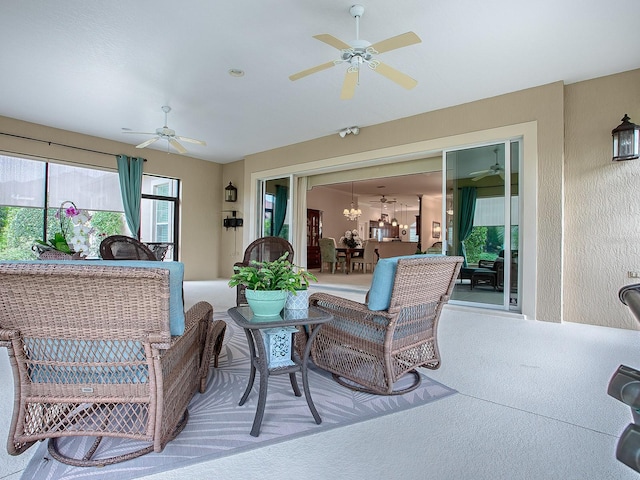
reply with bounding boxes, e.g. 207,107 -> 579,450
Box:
21,312 -> 457,480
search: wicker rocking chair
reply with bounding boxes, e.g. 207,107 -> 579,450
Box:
99,235 -> 158,261
0,261 -> 226,467
309,255 -> 463,395
234,236 -> 294,306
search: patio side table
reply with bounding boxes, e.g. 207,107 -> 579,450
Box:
227,306 -> 333,437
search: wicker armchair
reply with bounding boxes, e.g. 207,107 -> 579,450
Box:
309,255 -> 463,395
0,261 -> 226,466
100,235 -> 158,260
234,236 -> 294,306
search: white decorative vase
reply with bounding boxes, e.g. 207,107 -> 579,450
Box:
245,289 -> 287,317
285,289 -> 309,310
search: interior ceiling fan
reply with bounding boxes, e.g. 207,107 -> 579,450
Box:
123,106 -> 206,155
369,194 -> 396,204
289,4 -> 421,99
469,148 -> 505,181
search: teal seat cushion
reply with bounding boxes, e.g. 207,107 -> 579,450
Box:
4,260 -> 185,335
367,254 -> 440,311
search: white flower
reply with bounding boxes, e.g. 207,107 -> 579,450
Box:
69,235 -> 89,252
73,224 -> 92,235
73,212 -> 90,225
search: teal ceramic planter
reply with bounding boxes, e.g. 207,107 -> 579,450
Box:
245,289 -> 287,317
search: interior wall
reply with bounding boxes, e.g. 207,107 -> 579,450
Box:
422,196 -> 443,248
243,82 -> 562,323
564,68 -> 640,330
307,186 -> 358,242
0,115 -> 222,281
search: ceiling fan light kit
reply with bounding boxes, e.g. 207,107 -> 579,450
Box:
289,4 -> 421,99
123,106 -> 206,155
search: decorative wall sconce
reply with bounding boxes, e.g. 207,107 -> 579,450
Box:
225,181 -> 238,202
612,114 -> 640,161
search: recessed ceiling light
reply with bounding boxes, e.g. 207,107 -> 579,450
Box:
228,69 -> 245,77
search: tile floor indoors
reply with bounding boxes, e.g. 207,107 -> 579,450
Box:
1,271 -> 640,479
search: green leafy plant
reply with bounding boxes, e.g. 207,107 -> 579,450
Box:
228,252 -> 317,293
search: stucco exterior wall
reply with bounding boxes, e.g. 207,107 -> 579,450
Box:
242,82 -> 564,323
564,68 -> 640,330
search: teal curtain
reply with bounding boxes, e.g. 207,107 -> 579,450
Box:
116,155 -> 144,239
273,185 -> 288,237
457,186 -> 477,267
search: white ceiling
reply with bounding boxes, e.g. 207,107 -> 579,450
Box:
1,1 -> 639,164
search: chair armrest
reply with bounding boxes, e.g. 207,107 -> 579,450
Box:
184,301 -> 214,331
150,301 -> 213,351
309,292 -> 393,326
309,292 -> 395,349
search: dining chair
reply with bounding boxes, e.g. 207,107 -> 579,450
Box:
350,239 -> 378,273
319,237 -> 346,274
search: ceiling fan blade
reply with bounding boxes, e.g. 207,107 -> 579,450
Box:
469,169 -> 490,176
176,135 -> 206,146
313,34 -> 351,50
124,131 -> 156,136
371,61 -> 417,89
369,31 -> 421,54
472,172 -> 493,182
498,171 -> 505,180
289,61 -> 336,81
169,138 -> 188,154
135,137 -> 160,149
340,69 -> 358,100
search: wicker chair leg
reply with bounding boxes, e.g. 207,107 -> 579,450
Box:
212,323 -> 227,368
46,409 -> 189,467
331,369 -> 422,396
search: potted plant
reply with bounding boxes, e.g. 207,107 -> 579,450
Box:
228,252 -> 317,316
33,201 -> 93,258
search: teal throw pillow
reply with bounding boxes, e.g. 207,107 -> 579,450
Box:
367,254 -> 440,311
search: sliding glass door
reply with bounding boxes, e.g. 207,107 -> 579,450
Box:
444,140 -> 520,311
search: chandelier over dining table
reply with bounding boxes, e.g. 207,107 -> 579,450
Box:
343,182 -> 362,221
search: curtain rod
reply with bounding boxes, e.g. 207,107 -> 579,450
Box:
0,131 -> 145,160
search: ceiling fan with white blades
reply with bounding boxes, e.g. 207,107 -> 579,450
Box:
289,4 -> 421,99
469,148 -> 505,181
123,106 -> 206,155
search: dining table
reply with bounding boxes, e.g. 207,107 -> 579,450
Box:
335,247 -> 364,274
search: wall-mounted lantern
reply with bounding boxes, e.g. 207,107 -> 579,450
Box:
225,181 -> 238,202
612,114 -> 640,161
